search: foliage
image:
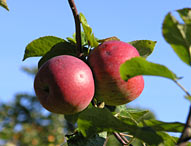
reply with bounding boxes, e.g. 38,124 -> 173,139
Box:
20,7 -> 191,145
0,0 -> 9,11
120,57 -> 179,81
2,2 -> 191,146
0,93 -> 68,146
162,8 -> 191,66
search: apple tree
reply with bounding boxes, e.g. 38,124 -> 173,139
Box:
1,1 -> 191,146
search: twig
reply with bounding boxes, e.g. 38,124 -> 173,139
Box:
68,0 -> 82,56
119,133 -> 133,138
113,132 -> 128,145
113,132 -> 134,146
174,80 -> 191,97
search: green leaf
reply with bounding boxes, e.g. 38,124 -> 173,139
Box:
98,36 -> 120,43
98,131 -> 107,139
120,57 -> 178,81
185,95 -> 191,102
113,105 -> 127,113
67,133 -> 105,146
131,138 -> 146,146
79,13 -> 99,48
162,10 -> 191,66
177,8 -> 191,24
23,36 -> 65,61
21,66 -> 37,76
0,0 -> 9,11
38,42 -> 77,68
117,108 -> 150,124
104,135 -> 122,146
151,132 -> 177,146
77,107 -> 166,145
67,32 -> 89,47
77,107 -> 128,137
129,40 -> 157,58
139,119 -> 184,133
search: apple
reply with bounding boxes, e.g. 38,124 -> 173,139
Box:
88,40 -> 144,106
34,55 -> 95,114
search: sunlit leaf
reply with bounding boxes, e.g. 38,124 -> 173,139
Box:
162,9 -> 191,66
177,8 -> 191,24
129,40 -> 157,58
66,32 -> 89,47
139,119 -> 184,133
116,108 -> 150,124
98,37 -> 120,43
120,57 -> 178,81
23,36 -> 65,61
0,0 -> 9,11
154,132 -> 177,146
79,13 -> 99,48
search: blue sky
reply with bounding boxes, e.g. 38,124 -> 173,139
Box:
1,0 -> 191,126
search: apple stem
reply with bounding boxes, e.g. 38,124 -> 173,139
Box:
68,0 -> 83,57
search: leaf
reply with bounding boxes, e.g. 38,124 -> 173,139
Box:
67,133 -> 105,146
152,132 -> 177,146
117,108 -> 150,124
21,66 -> 37,76
129,40 -> 157,58
0,0 -> 9,11
140,119 -> 184,133
66,32 -> 89,47
162,10 -> 191,66
104,135 -> 122,146
120,57 -> 179,81
79,13 -> 99,48
113,105 -> 127,113
38,42 -> 77,68
98,37 -> 120,43
77,107 -> 128,137
77,107 -> 166,145
177,8 -> 191,24
185,95 -> 191,102
98,131 -> 107,139
23,36 -> 65,61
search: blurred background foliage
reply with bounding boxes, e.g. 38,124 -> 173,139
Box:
0,67 -> 75,146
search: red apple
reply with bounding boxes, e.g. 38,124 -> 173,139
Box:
34,55 -> 95,114
88,40 -> 144,105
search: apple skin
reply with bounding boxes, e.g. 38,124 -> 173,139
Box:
34,55 -> 95,115
88,40 -> 144,106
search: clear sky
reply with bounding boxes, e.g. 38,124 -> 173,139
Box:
1,0 -> 191,126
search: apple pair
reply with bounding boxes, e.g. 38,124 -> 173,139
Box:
34,41 -> 144,115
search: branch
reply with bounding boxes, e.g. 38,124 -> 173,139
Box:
173,80 -> 191,145
113,132 -> 133,146
174,80 -> 191,97
68,0 -> 82,56
177,105 -> 191,145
